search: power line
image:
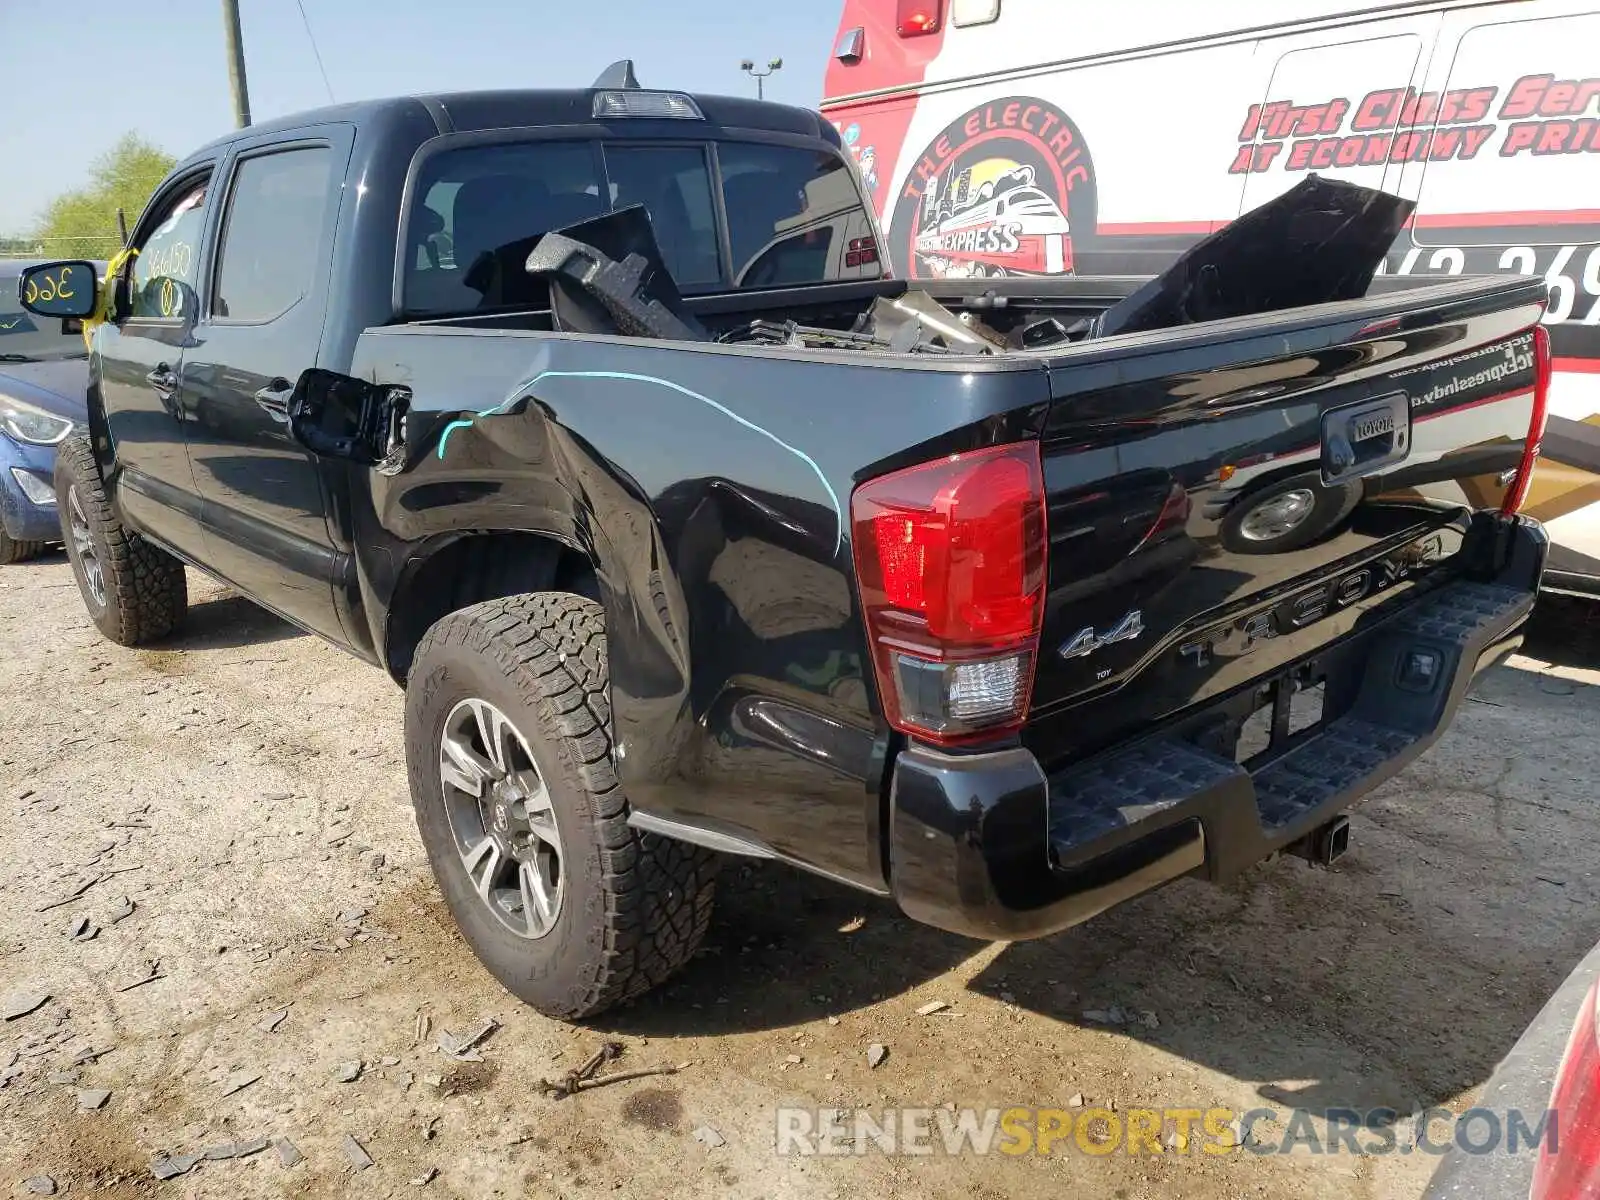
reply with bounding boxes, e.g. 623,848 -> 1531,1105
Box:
295,0 -> 337,105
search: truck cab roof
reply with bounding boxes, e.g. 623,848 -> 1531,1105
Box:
181,82 -> 841,167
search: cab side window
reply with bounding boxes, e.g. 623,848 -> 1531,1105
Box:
212,147 -> 334,323
129,179 -> 209,321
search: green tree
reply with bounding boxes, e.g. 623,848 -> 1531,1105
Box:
33,133 -> 175,261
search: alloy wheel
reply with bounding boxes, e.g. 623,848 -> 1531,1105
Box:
67,486 -> 106,608
438,697 -> 564,940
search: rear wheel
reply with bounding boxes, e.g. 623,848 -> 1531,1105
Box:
54,436 -> 187,645
404,592 -> 716,1019
0,530 -> 46,564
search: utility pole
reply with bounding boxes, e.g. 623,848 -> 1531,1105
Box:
740,58 -> 783,101
222,0 -> 252,128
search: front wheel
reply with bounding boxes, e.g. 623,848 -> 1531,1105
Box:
53,436 -> 187,645
404,592 -> 716,1019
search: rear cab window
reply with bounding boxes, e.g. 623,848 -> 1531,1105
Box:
722,143 -> 881,287
403,136 -> 881,316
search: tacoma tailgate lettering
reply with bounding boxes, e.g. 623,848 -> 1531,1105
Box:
1178,535 -> 1445,670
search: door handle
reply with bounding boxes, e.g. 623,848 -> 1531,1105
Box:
253,379 -> 294,424
146,364 -> 177,397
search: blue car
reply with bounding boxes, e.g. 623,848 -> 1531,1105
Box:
0,259 -> 92,563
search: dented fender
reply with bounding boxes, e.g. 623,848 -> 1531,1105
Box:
337,330 -> 1038,890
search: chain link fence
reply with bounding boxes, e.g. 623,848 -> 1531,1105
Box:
0,233 -> 125,260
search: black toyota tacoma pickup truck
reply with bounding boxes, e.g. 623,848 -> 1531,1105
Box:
19,65 -> 1551,1019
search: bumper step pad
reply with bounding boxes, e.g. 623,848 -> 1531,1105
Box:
1049,740 -> 1240,863
1048,580 -> 1533,873
1254,718 -> 1414,828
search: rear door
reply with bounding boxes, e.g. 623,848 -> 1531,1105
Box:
97,169 -> 214,562
181,129 -> 353,642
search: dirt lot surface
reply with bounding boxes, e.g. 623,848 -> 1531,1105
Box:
2,557 -> 1599,1200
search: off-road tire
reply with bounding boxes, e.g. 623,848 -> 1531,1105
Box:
0,530 -> 46,564
54,436 -> 187,645
405,592 -> 717,1019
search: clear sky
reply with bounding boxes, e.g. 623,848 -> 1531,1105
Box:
0,0 -> 843,234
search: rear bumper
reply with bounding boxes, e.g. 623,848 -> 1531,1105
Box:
887,514 -> 1547,941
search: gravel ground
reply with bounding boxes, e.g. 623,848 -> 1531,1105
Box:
2,555 -> 1598,1199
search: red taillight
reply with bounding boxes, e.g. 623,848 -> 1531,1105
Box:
1532,978 -> 1600,1199
896,0 -> 943,36
1502,323 -> 1553,516
851,442 -> 1047,746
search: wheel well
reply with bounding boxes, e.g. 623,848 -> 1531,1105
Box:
384,532 -> 598,683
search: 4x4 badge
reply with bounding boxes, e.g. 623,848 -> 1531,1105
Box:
1058,610 -> 1144,660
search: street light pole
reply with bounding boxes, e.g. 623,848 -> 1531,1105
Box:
222,0 -> 252,128
739,57 -> 784,101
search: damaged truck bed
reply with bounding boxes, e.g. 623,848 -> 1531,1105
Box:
24,69 -> 1552,1015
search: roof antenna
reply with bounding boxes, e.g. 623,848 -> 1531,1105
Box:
592,60 -> 641,90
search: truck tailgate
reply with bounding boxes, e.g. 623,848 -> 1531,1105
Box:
1024,273 -> 1549,771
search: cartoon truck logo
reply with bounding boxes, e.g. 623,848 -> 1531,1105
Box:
914,164 -> 1074,279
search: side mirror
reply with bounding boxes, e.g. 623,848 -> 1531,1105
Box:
18,261 -> 98,319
